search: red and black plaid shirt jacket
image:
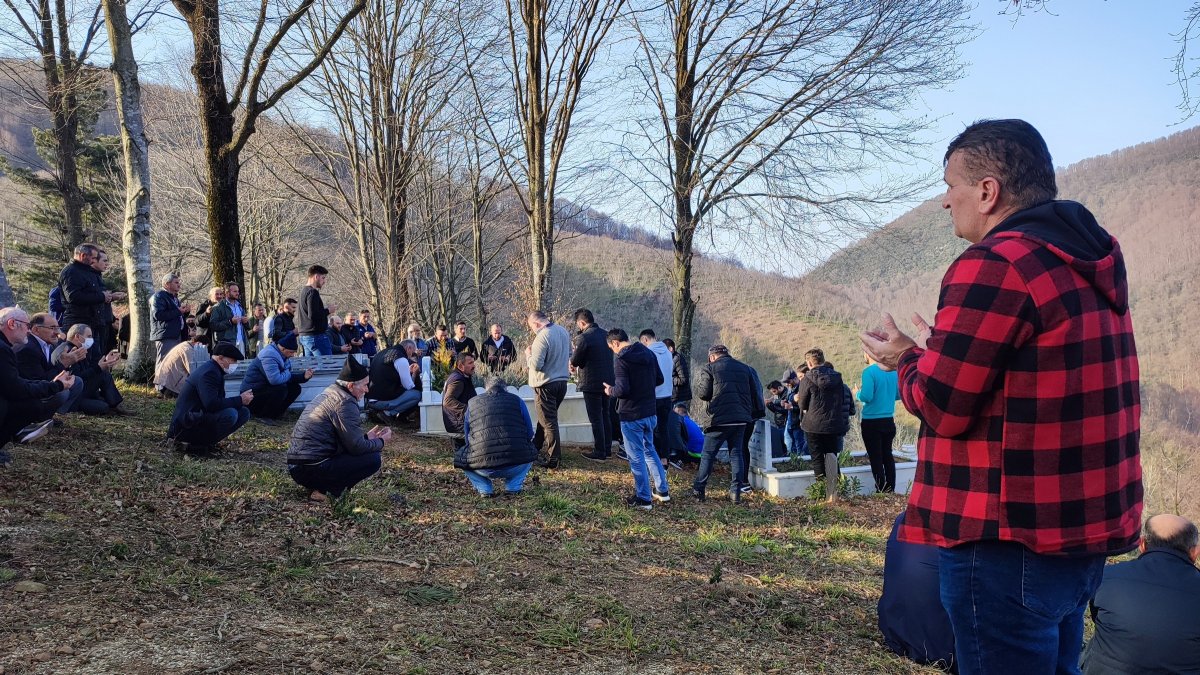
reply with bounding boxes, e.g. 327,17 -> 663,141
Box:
897,202 -> 1142,556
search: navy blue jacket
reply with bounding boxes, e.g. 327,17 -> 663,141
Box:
150,289 -> 185,341
610,342 -> 662,421
1082,547 -> 1200,674
169,359 -> 245,438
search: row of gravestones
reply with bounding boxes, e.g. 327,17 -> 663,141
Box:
186,352 -> 370,411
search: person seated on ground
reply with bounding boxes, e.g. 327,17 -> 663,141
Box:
17,312 -> 85,415
154,325 -> 206,398
268,298 -> 298,344
1081,514 -> 1200,675
878,511 -> 957,672
449,321 -> 478,359
358,309 -> 378,357
0,307 -> 76,463
366,339 -> 421,423
673,403 -> 704,464
167,342 -> 252,454
455,376 -> 537,499
481,323 -> 515,372
286,357 -> 392,502
406,323 -> 428,356
441,353 -> 477,439
52,323 -> 125,415
240,332 -> 314,424
427,324 -> 454,357
339,312 -> 366,355
327,314 -> 354,354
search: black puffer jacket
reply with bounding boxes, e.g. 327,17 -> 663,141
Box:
672,351 -> 692,402
455,386 -> 536,470
798,363 -> 845,434
569,324 -> 613,393
59,260 -> 107,328
694,354 -> 763,428
838,384 -> 856,436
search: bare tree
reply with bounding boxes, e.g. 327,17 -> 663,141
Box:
623,0 -> 968,356
466,0 -> 627,310
0,0 -> 107,248
168,0 -> 365,285
100,0 -> 154,381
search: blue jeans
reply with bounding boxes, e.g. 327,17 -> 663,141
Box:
175,407 -> 250,446
462,463 -> 533,496
620,415 -> 667,502
939,540 -> 1107,675
693,424 -> 744,496
289,451 -> 382,497
298,333 -> 332,356
367,389 -> 421,417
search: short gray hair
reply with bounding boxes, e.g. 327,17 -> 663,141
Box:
161,272 -> 181,286
399,339 -> 416,352
484,375 -> 506,392
66,323 -> 91,339
0,306 -> 27,327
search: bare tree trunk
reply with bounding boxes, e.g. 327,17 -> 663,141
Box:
39,0 -> 87,248
0,264 -> 15,307
102,0 -> 155,382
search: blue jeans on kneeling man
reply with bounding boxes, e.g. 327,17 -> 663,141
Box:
620,415 -> 668,502
367,389 -> 421,417
462,463 -> 533,496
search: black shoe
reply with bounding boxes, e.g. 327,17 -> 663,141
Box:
537,457 -> 560,469
625,495 -> 652,511
0,446 -> 12,468
668,458 -> 684,471
615,445 -> 629,461
652,490 -> 671,504
367,409 -> 392,426
739,484 -> 753,494
17,420 -> 53,444
580,451 -> 608,462
691,488 -> 706,502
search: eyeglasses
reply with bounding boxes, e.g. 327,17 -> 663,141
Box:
35,324 -> 59,330
9,319 -> 28,328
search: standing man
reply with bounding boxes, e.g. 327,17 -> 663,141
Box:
481,323 -> 515,372
571,308 -> 614,462
406,324 -> 428,356
297,265 -> 336,356
450,321 -> 479,359
358,309 -> 379,358
208,282 -> 249,355
525,310 -> 570,469
88,249 -> 126,359
638,330 -> 676,468
151,273 -> 191,366
59,243 -> 111,361
269,298 -> 298,344
861,119 -> 1142,673
604,328 -> 668,510
691,344 -> 759,503
663,338 -> 692,411
427,324 -> 453,356
796,348 -> 845,484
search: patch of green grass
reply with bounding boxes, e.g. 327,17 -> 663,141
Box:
402,584 -> 459,606
824,525 -> 884,547
534,493 -> 582,522
536,620 -> 581,647
0,568 -> 16,583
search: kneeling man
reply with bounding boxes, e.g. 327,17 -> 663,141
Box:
167,342 -> 252,452
455,377 -> 536,498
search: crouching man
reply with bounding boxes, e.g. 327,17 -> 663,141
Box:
455,377 -> 537,499
287,357 -> 392,501
240,331 -> 313,424
167,342 -> 252,453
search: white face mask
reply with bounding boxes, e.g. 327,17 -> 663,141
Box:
82,337 -> 94,350
224,362 -> 238,375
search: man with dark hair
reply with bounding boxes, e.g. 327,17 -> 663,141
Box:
241,332 -> 314,423
525,311 -> 570,468
572,308 -> 614,462
427,324 -> 453,356
796,348 -> 846,483
441,352 -> 477,436
208,282 -> 250,353
246,302 -> 267,357
268,299 -> 298,344
450,321 -> 479,359
481,323 -> 515,372
167,342 -> 252,453
88,249 -> 125,358
638,329 -> 677,468
692,344 -> 762,503
764,380 -> 788,430
1082,515 -> 1200,674
358,309 -> 379,357
297,264 -> 336,356
59,242 -> 120,362
455,377 -> 537,498
663,338 -> 692,411
862,119 -> 1142,672
604,328 -> 668,510
151,272 -> 192,365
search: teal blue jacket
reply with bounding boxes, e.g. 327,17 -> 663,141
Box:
856,363 -> 899,420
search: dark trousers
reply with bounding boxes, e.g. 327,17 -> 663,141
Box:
175,407 -> 250,446
739,420 -> 755,487
693,424 -> 745,495
155,338 -> 179,366
249,380 -> 303,419
0,394 -> 58,444
610,396 -> 623,445
82,370 -> 123,409
652,397 -> 671,459
582,390 -> 611,457
289,452 -> 382,498
805,432 -> 840,480
861,417 -> 897,492
532,380 -> 568,462
89,323 -> 111,362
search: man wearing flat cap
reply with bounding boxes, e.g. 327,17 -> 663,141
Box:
287,356 -> 393,501
167,341 -> 253,453
240,331 -> 314,424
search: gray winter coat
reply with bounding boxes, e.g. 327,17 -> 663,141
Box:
287,384 -> 383,464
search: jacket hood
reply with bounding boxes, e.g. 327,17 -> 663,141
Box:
618,342 -> 656,366
989,200 -> 1129,313
808,363 -> 842,389
647,341 -> 670,358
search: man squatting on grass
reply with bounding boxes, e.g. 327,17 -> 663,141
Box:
861,119 -> 1142,674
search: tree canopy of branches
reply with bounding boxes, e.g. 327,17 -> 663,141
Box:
624,0 -> 968,356
168,0 -> 365,285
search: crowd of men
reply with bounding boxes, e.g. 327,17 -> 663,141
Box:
3,119 -> 1194,675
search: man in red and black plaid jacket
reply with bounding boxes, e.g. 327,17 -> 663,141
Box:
862,119 -> 1142,675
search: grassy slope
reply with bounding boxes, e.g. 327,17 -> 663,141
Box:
0,386 -> 937,674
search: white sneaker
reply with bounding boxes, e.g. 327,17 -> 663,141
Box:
17,419 -> 53,444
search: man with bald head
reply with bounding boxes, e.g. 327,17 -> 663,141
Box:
1082,514 -> 1200,674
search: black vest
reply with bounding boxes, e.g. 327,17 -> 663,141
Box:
455,389 -> 536,470
367,346 -> 410,401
